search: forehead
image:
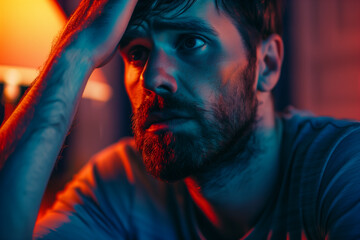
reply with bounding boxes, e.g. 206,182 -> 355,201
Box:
130,0 -> 215,23
124,0 -> 241,42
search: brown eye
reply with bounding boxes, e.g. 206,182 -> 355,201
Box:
128,46 -> 149,66
180,36 -> 206,50
184,38 -> 197,48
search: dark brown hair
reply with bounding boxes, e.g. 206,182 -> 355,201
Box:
131,0 -> 284,55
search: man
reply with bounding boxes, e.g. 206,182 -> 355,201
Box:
0,0 -> 359,239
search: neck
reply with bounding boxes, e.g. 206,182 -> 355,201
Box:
185,94 -> 282,238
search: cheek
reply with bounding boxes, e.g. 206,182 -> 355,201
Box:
180,72 -> 219,108
124,66 -> 143,109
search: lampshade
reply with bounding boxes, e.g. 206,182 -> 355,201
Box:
0,0 -> 112,108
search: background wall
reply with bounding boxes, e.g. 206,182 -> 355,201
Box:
290,0 -> 360,120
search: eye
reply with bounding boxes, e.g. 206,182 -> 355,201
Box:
127,45 -> 149,67
178,36 -> 206,51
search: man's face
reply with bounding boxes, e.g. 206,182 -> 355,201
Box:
119,0 -> 258,181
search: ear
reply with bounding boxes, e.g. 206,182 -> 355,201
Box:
257,34 -> 284,92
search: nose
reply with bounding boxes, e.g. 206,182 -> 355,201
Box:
141,48 -> 178,96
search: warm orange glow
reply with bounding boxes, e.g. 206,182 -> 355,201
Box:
0,0 -> 112,103
0,0 -> 66,68
2,68 -> 21,102
82,73 -> 113,102
0,65 -> 38,86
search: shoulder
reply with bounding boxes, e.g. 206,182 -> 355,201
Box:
279,107 -> 360,193
59,137 -> 145,200
89,137 -> 143,185
280,107 -> 360,157
89,137 -> 171,194
317,127 -> 360,239
279,108 -> 360,239
34,137 -> 188,239
81,138 -> 192,238
279,107 -> 360,182
34,138 -> 144,239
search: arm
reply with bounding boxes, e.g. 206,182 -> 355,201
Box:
0,0 -> 137,239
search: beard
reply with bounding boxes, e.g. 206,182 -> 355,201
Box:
132,57 -> 258,182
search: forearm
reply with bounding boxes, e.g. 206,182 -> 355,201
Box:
0,0 -> 137,238
0,42 -> 93,239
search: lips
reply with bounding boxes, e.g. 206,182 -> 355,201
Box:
143,111 -> 193,130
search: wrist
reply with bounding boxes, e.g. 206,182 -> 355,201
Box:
59,35 -> 96,72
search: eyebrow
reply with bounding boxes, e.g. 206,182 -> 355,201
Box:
119,31 -> 147,49
119,18 -> 219,48
152,18 -> 219,36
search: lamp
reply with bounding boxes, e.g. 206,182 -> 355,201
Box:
0,0 -> 112,122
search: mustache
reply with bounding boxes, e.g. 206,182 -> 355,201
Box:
132,91 -> 204,130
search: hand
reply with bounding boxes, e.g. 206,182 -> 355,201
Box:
56,0 -> 138,68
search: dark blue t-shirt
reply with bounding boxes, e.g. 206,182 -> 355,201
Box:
34,109 -> 360,239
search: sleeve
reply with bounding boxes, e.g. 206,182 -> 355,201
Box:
319,128 -> 360,240
33,141 -> 137,239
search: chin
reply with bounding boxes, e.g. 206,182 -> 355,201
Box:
138,130 -> 206,182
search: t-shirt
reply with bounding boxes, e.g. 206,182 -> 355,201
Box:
34,109 -> 360,239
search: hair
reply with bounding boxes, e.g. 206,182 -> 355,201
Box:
130,0 -> 284,56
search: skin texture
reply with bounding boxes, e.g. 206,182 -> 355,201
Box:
122,0 -> 258,181
120,0 -> 284,237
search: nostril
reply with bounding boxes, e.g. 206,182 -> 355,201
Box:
143,67 -> 178,95
141,48 -> 178,95
155,84 -> 176,96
